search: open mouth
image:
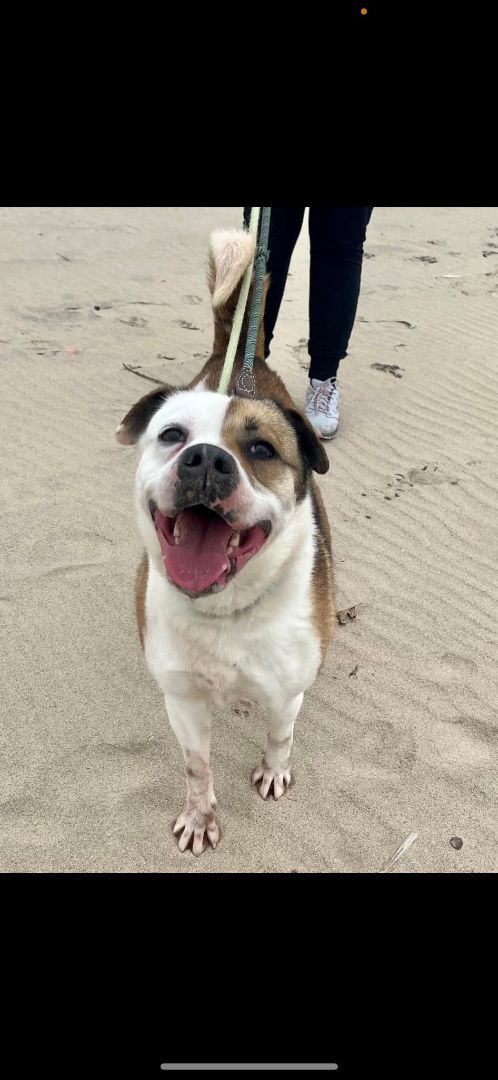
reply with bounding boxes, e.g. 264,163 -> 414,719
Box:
150,503 -> 271,596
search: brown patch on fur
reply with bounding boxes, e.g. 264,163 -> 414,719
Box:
222,396 -> 301,500
135,553 -> 148,649
311,479 -> 332,554
220,395 -> 328,503
190,348 -> 295,402
310,482 -> 335,666
282,408 -> 329,479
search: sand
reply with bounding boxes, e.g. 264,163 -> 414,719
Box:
1,206 -> 496,873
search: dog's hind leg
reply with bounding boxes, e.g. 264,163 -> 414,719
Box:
165,685 -> 219,856
252,692 -> 304,801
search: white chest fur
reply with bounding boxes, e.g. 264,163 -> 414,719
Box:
143,497 -> 321,712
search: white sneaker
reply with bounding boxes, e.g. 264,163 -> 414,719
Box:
305,378 -> 340,439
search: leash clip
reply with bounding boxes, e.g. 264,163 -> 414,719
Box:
236,369 -> 257,397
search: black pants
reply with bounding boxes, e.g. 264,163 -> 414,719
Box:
243,206 -> 373,382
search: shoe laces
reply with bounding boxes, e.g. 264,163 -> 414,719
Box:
308,379 -> 338,416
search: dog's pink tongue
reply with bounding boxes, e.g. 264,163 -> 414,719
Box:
158,509 -> 234,593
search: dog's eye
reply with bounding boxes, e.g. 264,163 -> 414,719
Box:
248,441 -> 276,461
159,427 -> 185,445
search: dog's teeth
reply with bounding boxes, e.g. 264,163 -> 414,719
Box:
227,532 -> 240,553
173,521 -> 181,543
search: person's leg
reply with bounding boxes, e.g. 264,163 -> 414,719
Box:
308,206 -> 373,381
305,207 -> 373,439
244,206 -> 305,358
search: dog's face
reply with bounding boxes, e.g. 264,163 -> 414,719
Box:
116,225 -> 328,599
117,383 -> 328,598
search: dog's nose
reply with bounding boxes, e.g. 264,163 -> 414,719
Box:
177,443 -> 237,489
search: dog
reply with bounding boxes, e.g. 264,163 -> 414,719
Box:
116,228 -> 335,855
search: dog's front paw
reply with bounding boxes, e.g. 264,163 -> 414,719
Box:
173,799 -> 219,856
251,761 -> 291,801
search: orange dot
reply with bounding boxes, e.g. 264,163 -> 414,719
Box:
361,6 -> 367,12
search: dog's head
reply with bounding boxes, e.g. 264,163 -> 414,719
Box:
116,229 -> 328,600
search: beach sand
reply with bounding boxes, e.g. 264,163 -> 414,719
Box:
1,206 -> 496,873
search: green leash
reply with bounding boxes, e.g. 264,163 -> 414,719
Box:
217,206 -> 271,396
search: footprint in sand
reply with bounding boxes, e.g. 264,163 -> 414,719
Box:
381,465 -> 460,501
292,338 -> 309,370
174,319 -> 200,331
117,315 -> 148,329
450,713 -> 496,746
182,295 -> 202,306
441,654 -> 478,675
363,719 -> 417,768
371,363 -> 404,378
406,465 -> 459,487
24,305 -> 83,325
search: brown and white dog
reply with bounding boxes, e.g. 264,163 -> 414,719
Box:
116,229 -> 335,855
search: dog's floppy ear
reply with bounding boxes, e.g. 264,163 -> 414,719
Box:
115,384 -> 176,446
284,408 -> 330,475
